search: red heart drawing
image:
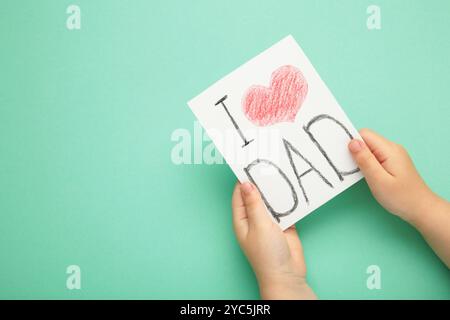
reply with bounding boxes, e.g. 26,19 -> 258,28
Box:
242,65 -> 308,127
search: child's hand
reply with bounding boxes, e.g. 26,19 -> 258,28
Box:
348,128 -> 435,223
348,129 -> 450,267
232,182 -> 316,299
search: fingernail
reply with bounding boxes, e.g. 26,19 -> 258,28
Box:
241,182 -> 254,195
348,139 -> 364,153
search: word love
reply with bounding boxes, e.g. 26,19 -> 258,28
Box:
243,65 -> 308,127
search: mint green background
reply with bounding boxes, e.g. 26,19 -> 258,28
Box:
0,0 -> 449,299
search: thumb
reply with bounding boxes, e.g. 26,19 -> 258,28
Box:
348,139 -> 389,184
240,182 -> 271,227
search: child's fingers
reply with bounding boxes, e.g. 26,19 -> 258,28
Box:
348,138 -> 391,184
240,182 -> 271,228
231,183 -> 248,238
359,128 -> 396,175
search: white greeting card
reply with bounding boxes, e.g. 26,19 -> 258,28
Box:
188,35 -> 363,229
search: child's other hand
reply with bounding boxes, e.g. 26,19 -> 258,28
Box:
349,129 -> 450,267
348,128 -> 436,224
232,182 -> 316,300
